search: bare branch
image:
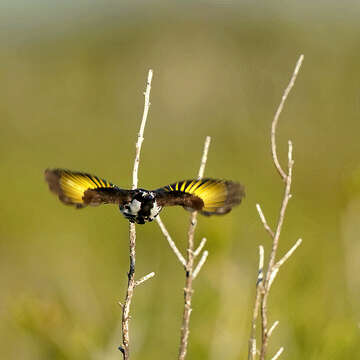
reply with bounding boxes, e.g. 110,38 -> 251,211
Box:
267,320 -> 279,338
271,347 -> 284,360
246,55 -> 304,360
179,211 -> 197,360
121,69 -> 154,360
135,272 -> 155,287
156,216 -> 186,267
271,54 -> 304,181
132,69 -> 153,190
248,245 -> 265,360
257,245 -> 265,286
256,204 -> 275,239
259,55 -> 304,360
288,140 -> 293,165
269,238 -> 302,289
192,250 -> 209,279
178,136 -> 211,360
266,140 -> 295,279
194,237 -> 207,257
198,136 -> 211,179
276,238 -> 302,270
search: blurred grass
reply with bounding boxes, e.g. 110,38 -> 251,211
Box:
1,1 -> 360,359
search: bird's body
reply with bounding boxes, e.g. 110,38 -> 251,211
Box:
119,189 -> 162,224
44,169 -> 245,224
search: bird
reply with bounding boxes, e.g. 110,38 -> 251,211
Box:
44,168 -> 245,224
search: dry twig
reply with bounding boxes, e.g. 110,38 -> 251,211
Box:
155,136 -> 211,360
193,250 -> 209,279
194,237 -> 207,257
120,69 -> 155,360
156,215 -> 186,267
179,136 -> 211,360
247,55 -> 304,360
270,347 -> 284,360
248,245 -> 265,360
135,272 -> 156,287
271,55 -> 304,181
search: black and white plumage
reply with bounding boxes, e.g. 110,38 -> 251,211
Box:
119,189 -> 161,224
45,169 -> 245,224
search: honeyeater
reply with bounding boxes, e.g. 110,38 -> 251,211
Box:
45,169 -> 245,224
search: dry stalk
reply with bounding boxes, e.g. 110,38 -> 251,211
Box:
156,136 -> 211,360
156,215 -> 186,267
248,246 -> 265,360
248,55 -> 304,360
270,347 -> 284,360
179,135 -> 211,360
120,69 -> 155,360
179,211 -> 197,360
193,250 -> 209,279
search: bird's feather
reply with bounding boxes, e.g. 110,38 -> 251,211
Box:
155,178 -> 245,215
44,169 -> 131,208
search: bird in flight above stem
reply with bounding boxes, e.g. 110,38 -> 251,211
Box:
44,169 -> 245,224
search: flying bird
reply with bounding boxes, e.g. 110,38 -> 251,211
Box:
45,169 -> 245,224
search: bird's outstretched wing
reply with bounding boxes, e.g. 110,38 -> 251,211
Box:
155,178 -> 245,216
44,169 -> 131,208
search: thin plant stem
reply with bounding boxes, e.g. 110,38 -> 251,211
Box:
120,69 -> 153,360
247,55 -> 304,360
178,136 -> 211,360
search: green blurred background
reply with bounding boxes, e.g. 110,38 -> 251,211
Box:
1,1 -> 360,359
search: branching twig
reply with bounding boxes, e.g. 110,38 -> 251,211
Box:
248,55 -> 304,360
120,69 -> 154,360
178,136 -> 211,360
178,211 -> 197,360
155,136 -> 211,360
269,238 -> 302,289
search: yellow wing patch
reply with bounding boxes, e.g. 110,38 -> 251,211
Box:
45,169 -> 114,206
164,179 -> 244,214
